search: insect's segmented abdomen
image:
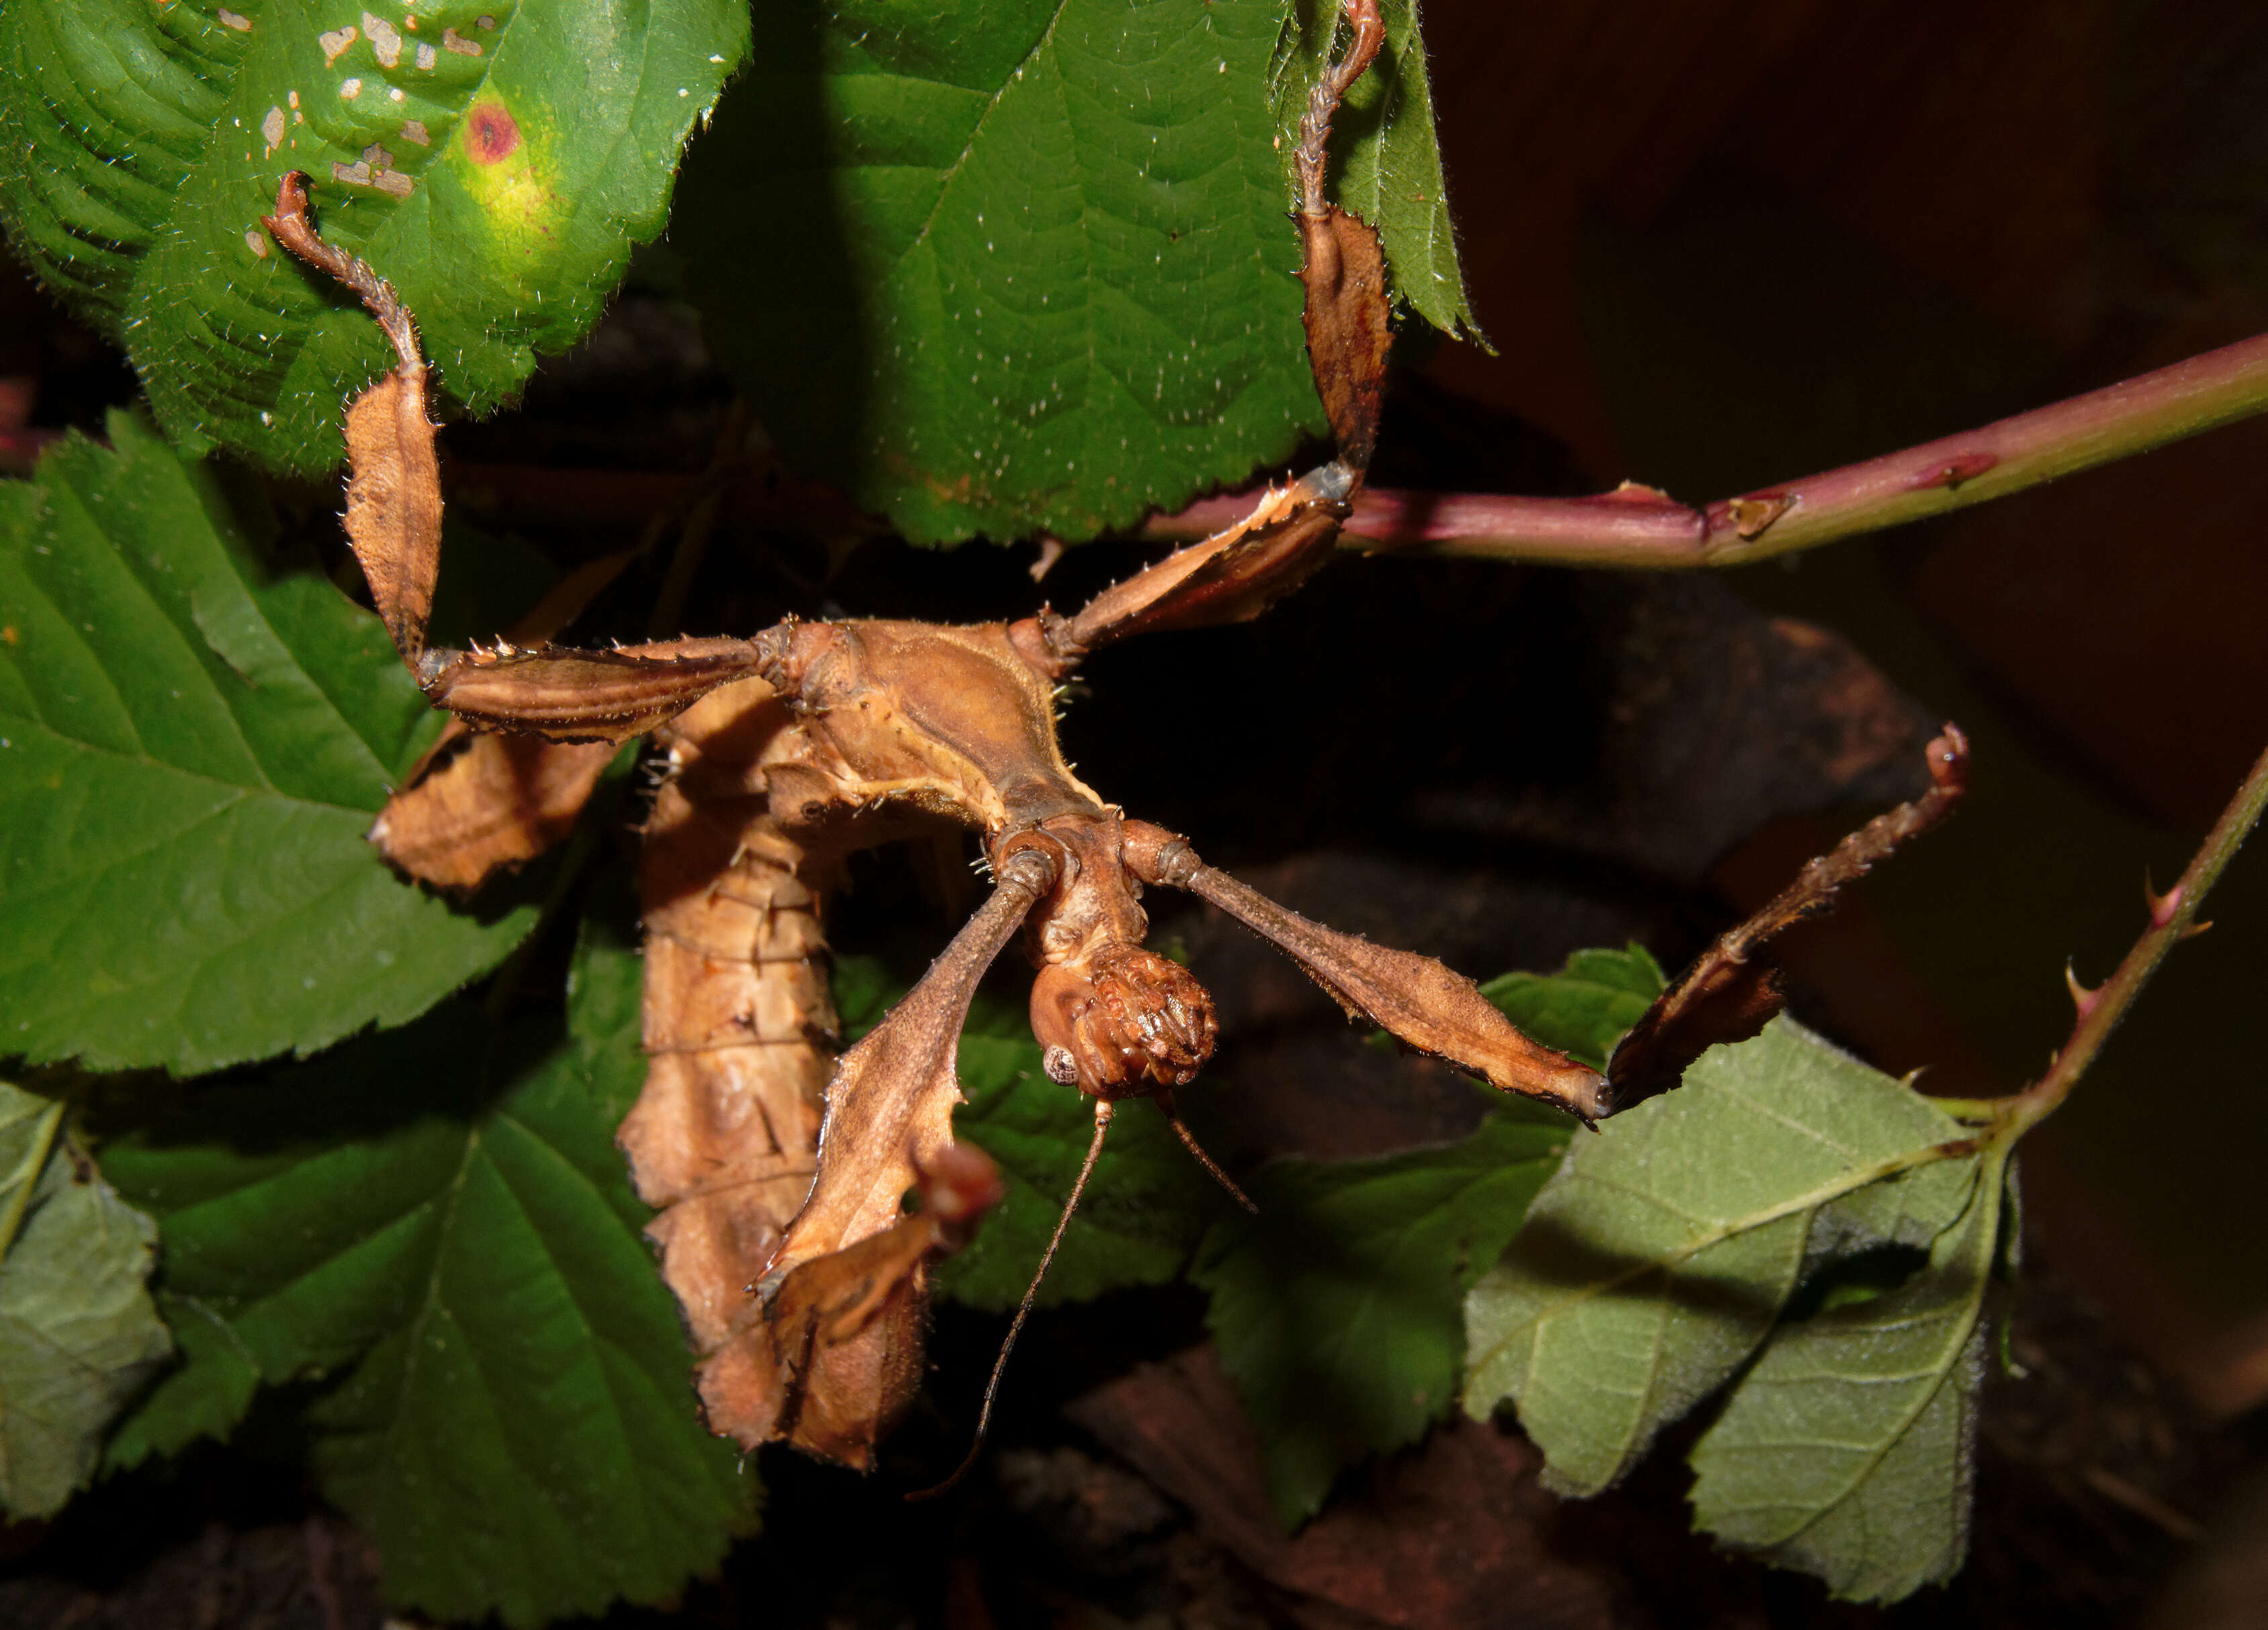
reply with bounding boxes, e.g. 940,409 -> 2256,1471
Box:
620,693 -> 843,1445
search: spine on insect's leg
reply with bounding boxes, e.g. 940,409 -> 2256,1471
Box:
622,758 -> 837,1447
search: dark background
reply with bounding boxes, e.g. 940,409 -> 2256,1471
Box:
5,1 -> 2268,1625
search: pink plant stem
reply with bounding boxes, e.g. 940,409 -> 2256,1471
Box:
1146,330 -> 2268,567
2000,735 -> 2268,1139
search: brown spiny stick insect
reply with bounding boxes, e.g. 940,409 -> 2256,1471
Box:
263,2 -> 1952,1481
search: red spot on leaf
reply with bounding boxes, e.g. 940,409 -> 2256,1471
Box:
465,103 -> 519,164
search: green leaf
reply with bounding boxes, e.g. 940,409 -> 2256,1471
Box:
1270,0 -> 1480,341
677,0 -> 1327,546
563,863 -> 648,1129
829,948 -> 901,1045
1689,1151 -> 2007,1603
821,953 -> 1222,1311
1462,1017 -> 1978,1497
102,919 -> 754,1628
1194,1112 -> 1567,1527
1480,944 -> 1664,1071
101,1291 -> 261,1474
0,0 -> 749,475
0,1081 -> 173,1519
0,414 -> 536,1073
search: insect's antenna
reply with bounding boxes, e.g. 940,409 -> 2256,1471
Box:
1157,1092 -> 1257,1214
907,1099 -> 1115,1502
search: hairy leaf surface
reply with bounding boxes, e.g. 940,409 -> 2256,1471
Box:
0,415 -> 536,1073
1270,0 -> 1479,340
101,922 -> 753,1628
1195,1110 -> 1566,1527
1462,1018 -> 1978,1497
1689,1152 -> 2006,1602
0,1082 -> 172,1518
680,0 -> 1350,545
0,0 -> 748,473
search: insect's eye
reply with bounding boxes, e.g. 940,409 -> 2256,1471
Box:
1029,949 -> 1217,1100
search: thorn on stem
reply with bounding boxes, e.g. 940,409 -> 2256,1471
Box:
2064,959 -> 2101,1018
2144,873 -> 2185,929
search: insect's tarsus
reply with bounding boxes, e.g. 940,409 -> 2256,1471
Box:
262,170 -> 424,385
907,1098 -> 1117,1502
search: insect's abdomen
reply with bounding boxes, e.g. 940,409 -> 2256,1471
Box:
621,708 -> 839,1446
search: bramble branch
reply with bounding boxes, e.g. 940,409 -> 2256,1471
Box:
1997,736 -> 2268,1141
1148,330 -> 2268,568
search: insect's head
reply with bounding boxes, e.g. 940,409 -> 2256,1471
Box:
997,816 -> 1221,1102
1029,945 -> 1218,1102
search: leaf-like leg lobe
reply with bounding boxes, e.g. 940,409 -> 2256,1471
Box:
371,728 -> 617,890
421,636 -> 771,743
1125,824 -> 1608,1121
1023,465 -> 1354,675
683,845 -> 1054,1464
265,173 -> 442,666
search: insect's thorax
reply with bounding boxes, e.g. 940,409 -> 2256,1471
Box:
757,618 -> 1106,834
751,617 -> 1218,1102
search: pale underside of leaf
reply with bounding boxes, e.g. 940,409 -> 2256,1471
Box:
1689,1153 -> 2004,1604
101,1292 -> 263,1473
0,1081 -> 173,1519
1462,1018 -> 1975,1498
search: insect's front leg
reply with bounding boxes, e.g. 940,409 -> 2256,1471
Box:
1011,1 -> 1393,677
416,634 -> 773,743
1120,822 -> 1610,1122
1014,462 -> 1358,673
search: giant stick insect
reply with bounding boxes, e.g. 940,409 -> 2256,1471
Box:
263,1 -> 1960,1476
